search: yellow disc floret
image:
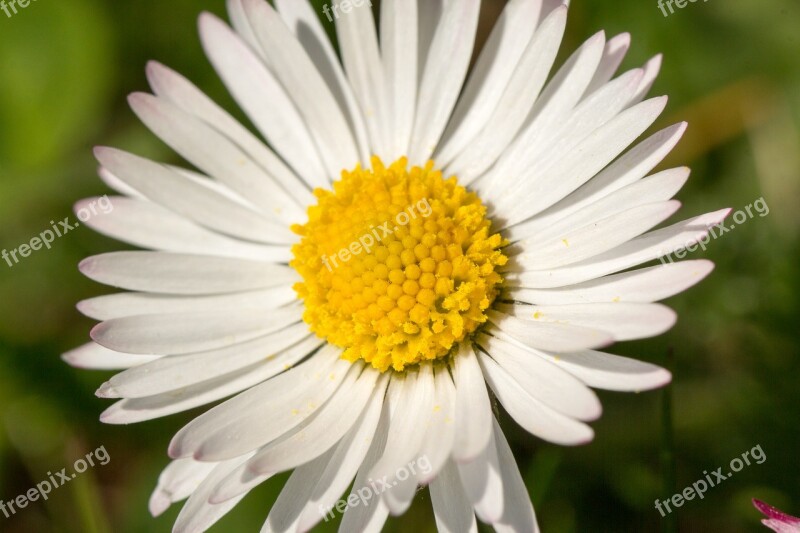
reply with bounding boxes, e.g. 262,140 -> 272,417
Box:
291,157 -> 507,372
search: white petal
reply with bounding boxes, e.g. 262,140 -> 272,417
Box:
245,366 -> 379,477
334,0 -> 390,159
382,471 -> 419,517
97,166 -> 143,198
261,449 -> 333,533
630,54 -> 662,105
295,378 -> 388,532
169,346 -> 349,461
90,305 -> 301,355
488,310 -> 612,352
506,122 -> 688,236
482,50 -> 643,202
78,286 -> 297,321
197,14 -> 328,189
416,0 -> 446,74
76,197 -> 291,262
475,332 -> 601,421
274,0 -> 371,164
530,348 -> 672,392
477,352 -> 595,445
173,455 -> 253,533
99,336 -> 322,424
447,6 -> 567,183
479,60 -> 656,206
435,0 -> 542,166
207,364 -> 369,505
451,343 -> 493,463
491,418 -> 540,532
128,93 -> 304,224
105,322 -> 311,397
94,147 -> 294,244
62,342 -> 159,370
408,0 -> 481,164
501,96 -> 670,226
241,0 -> 360,177
508,200 -> 681,270
457,423 -> 504,523
145,60 -> 315,204
521,65 -> 646,175
182,163 -> 291,216
505,260 -> 715,305
368,365 -> 434,486
505,166 -> 690,243
149,458 -> 216,517
584,32 -> 631,97
498,302 -> 677,341
80,251 -> 298,295
474,30 -> 605,191
338,404 -> 392,533
226,0 -> 262,56
430,460 -> 477,533
505,209 -> 732,288
541,0 -> 568,15
380,0 -> 418,158
416,364 -> 456,483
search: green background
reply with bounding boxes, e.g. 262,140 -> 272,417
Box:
1,0 -> 798,531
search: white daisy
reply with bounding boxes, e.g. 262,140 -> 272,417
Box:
65,0 -> 729,531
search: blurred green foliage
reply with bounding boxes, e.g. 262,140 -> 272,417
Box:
1,0 -> 798,531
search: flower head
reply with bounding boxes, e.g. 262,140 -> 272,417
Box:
66,0 -> 728,531
292,156 -> 507,372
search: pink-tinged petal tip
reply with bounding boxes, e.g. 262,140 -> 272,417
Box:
75,299 -> 94,316
92,145 -> 114,161
149,491 -> 171,517
126,91 -> 152,109
145,59 -> 164,76
167,438 -> 189,460
89,321 -> 110,343
61,351 -> 80,367
78,257 -> 96,275
95,381 -> 119,399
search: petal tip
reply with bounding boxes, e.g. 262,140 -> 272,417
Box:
75,298 -> 93,316
89,321 -> 108,343
96,381 -> 118,399
167,438 -> 188,460
149,492 -> 171,517
61,350 -> 80,367
78,256 -> 96,275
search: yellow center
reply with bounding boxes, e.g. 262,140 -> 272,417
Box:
290,157 -> 507,372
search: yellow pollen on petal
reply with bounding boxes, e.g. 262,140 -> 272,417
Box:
290,157 -> 507,373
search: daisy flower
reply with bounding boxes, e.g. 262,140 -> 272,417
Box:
65,0 -> 729,531
754,499 -> 800,532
